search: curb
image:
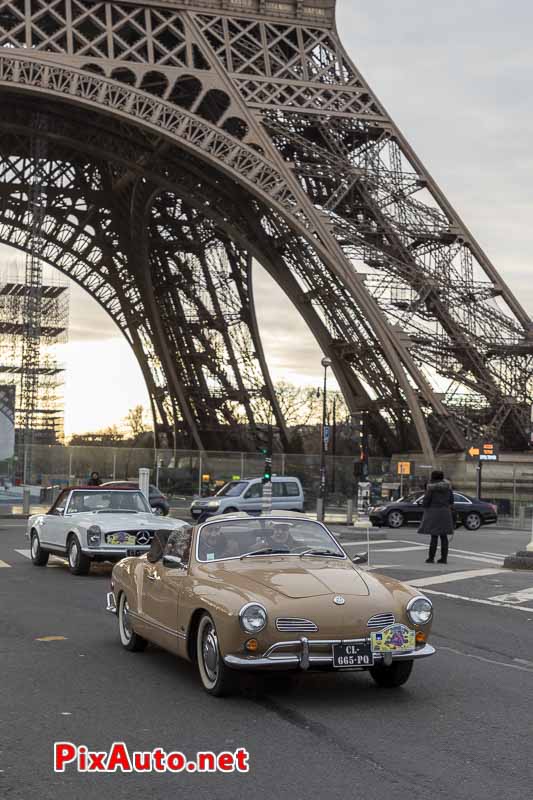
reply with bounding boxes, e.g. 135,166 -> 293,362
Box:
503,552 -> 533,571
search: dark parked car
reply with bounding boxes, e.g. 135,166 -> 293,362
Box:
101,481 -> 169,516
369,492 -> 498,531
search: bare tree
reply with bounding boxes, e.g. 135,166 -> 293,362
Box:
124,405 -> 149,445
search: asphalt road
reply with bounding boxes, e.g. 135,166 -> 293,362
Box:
1,519 -> 532,799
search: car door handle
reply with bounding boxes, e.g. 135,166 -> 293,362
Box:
146,574 -> 160,581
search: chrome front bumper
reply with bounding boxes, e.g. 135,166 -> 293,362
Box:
224,638 -> 435,671
106,592 -> 117,614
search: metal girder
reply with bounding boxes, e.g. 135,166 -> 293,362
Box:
0,0 -> 530,453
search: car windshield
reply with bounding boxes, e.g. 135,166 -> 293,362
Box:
215,481 -> 247,498
66,490 -> 151,514
196,518 -> 345,562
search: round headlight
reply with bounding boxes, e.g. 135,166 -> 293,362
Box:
407,596 -> 433,625
87,524 -> 101,547
239,603 -> 267,634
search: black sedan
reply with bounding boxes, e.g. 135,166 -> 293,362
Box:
368,491 -> 498,531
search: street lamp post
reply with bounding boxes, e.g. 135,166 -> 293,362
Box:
317,356 -> 332,522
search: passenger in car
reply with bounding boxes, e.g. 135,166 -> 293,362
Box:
198,526 -> 238,560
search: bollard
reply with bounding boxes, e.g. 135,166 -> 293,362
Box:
316,497 -> 324,522
346,499 -> 353,526
22,488 -> 31,516
138,468 -> 150,503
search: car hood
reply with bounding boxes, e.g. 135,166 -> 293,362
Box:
68,512 -> 185,531
209,558 -> 370,599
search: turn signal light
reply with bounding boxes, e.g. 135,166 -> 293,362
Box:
245,639 -> 259,652
416,632 -> 427,645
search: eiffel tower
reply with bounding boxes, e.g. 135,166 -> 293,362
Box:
0,0 -> 530,458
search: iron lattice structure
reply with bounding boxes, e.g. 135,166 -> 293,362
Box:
0,270 -> 69,449
0,0 -> 530,458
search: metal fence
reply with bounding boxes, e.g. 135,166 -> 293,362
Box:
2,444 -> 533,524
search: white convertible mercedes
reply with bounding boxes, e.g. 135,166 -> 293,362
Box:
27,487 -> 188,575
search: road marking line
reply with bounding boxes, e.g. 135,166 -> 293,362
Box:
447,553 -> 502,566
366,545 -> 426,553
489,588 -> 533,604
438,645 -> 533,674
341,539 -> 390,546
408,568 -> 507,587
15,549 -> 31,559
0,559 -> 11,568
422,588 -> 533,613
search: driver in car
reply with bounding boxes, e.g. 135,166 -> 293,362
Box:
267,523 -> 296,551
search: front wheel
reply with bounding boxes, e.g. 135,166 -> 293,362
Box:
118,593 -> 147,652
387,510 -> 405,529
464,512 -> 482,531
196,613 -> 236,697
67,536 -> 91,576
30,531 -> 49,566
369,659 -> 413,688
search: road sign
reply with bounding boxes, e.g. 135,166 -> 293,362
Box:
466,442 -> 500,462
397,461 -> 411,475
323,425 -> 331,448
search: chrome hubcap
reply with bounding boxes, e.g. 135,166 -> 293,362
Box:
121,599 -> 132,640
467,514 -> 480,529
31,536 -> 38,557
69,541 -> 78,567
202,623 -> 219,682
389,512 -> 402,527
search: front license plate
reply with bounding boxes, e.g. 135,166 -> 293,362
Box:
333,641 -> 374,668
126,548 -> 141,557
107,533 -> 137,545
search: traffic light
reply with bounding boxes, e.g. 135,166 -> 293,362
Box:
262,457 -> 272,484
255,424 -> 273,455
255,424 -> 273,484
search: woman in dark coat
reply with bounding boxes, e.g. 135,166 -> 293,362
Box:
418,470 -> 454,564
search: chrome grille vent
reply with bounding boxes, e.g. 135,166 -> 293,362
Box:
276,618 -> 318,633
367,612 -> 395,630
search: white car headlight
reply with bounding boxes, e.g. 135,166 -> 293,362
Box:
207,500 -> 220,510
239,603 -> 267,634
407,596 -> 433,625
87,525 -> 102,548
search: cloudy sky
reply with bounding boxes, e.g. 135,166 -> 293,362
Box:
1,0 -> 532,435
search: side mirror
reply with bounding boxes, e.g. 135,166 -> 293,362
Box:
55,507 -> 65,515
352,553 -> 368,565
163,555 -> 186,569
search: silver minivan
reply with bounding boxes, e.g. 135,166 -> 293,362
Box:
190,477 -> 304,520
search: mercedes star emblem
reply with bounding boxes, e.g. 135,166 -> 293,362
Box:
136,531 -> 151,546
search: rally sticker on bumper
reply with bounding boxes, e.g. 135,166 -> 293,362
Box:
370,624 -> 416,652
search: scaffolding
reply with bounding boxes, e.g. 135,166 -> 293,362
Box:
0,272 -> 69,466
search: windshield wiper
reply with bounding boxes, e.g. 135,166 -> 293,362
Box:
299,549 -> 344,558
240,547 -> 290,559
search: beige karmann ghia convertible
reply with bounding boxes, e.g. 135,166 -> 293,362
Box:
107,512 -> 435,696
